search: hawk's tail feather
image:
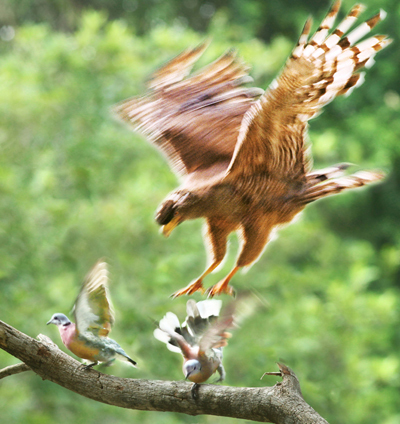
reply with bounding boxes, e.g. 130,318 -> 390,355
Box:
300,170 -> 384,204
306,163 -> 352,183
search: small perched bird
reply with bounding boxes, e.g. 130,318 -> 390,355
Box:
115,1 -> 391,297
154,299 -> 234,396
47,260 -> 137,369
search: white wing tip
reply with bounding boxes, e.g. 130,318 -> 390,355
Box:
159,311 -> 180,333
379,9 -> 387,21
195,299 -> 222,318
153,328 -> 170,343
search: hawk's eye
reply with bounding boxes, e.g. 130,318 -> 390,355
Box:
155,200 -> 177,225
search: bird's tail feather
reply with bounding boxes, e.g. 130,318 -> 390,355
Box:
306,163 -> 352,184
117,353 -> 137,367
300,170 -> 384,204
126,357 -> 137,367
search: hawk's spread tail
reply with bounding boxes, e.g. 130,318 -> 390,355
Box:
300,168 -> 384,204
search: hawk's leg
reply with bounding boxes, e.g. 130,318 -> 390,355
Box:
207,217 -> 272,297
235,218 -> 272,268
206,266 -> 238,297
171,262 -> 219,298
171,218 -> 236,298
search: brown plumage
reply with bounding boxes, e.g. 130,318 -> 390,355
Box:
115,1 -> 391,297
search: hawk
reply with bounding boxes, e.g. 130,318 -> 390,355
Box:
115,1 -> 391,297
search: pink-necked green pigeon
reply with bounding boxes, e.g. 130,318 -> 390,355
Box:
47,260 -> 136,369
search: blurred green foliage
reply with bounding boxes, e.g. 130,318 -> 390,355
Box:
0,1 -> 399,423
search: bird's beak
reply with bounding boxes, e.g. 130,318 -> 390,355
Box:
185,371 -> 191,380
161,215 -> 181,237
46,319 -> 53,325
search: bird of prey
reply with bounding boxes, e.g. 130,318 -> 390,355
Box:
47,260 -> 137,369
115,1 -> 391,297
154,299 -> 234,396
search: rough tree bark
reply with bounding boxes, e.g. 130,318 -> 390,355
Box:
0,319 -> 328,423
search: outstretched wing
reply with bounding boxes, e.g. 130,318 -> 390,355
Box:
184,299 -> 221,342
73,260 -> 115,337
198,302 -> 235,355
114,42 -> 263,178
154,299 -> 224,357
153,311 -> 193,357
226,1 -> 391,181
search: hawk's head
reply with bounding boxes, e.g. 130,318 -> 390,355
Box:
155,190 -> 200,237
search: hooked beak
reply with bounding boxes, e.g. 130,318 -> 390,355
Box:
161,215 -> 181,237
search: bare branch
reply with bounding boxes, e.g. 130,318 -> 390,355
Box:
0,319 -> 328,423
0,362 -> 31,379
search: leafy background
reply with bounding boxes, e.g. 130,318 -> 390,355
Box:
0,0 -> 399,423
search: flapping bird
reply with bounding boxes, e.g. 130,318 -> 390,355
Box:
154,299 -> 234,396
115,1 -> 391,297
47,260 -> 137,369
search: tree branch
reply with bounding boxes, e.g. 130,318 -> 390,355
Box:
0,362 -> 31,379
0,320 -> 328,423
